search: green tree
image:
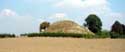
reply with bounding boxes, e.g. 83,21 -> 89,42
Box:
122,24 -> 125,34
85,14 -> 102,33
40,21 -> 50,32
110,21 -> 125,38
111,21 -> 123,34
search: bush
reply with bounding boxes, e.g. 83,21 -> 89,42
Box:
22,31 -> 125,39
82,30 -> 110,39
95,31 -> 110,38
21,32 -> 84,38
83,34 -> 95,39
0,34 -> 15,38
110,32 -> 125,38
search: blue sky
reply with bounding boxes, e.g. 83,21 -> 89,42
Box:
0,0 -> 125,35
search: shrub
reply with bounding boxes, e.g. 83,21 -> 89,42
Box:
21,32 -> 84,38
110,32 -> 125,38
22,31 -> 124,39
95,31 -> 110,38
83,34 -> 95,39
82,30 -> 110,39
0,34 -> 15,38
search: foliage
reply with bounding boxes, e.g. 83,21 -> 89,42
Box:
39,21 -> 50,32
85,14 -> 102,33
83,34 -> 95,39
0,33 -> 15,38
110,21 -> 125,38
110,32 -> 125,38
82,30 -> 110,39
21,31 -> 111,39
21,32 -> 84,38
122,24 -> 125,34
95,30 -> 110,38
111,21 -> 124,34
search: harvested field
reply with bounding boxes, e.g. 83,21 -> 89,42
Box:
0,37 -> 124,52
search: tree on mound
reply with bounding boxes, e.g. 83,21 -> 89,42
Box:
85,14 -> 102,33
39,21 -> 50,32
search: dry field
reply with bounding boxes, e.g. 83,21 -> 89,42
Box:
0,37 -> 124,52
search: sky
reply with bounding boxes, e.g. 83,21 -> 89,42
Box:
0,0 -> 125,35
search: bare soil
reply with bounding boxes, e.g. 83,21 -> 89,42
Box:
0,37 -> 124,52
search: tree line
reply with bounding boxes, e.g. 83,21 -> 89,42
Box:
40,14 -> 125,38
84,14 -> 125,38
0,14 -> 124,38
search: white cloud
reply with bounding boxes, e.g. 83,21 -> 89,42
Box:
23,0 -> 57,4
0,0 -> 124,34
39,13 -> 72,23
0,9 -> 41,35
0,9 -> 17,16
48,13 -> 71,22
50,13 -> 66,19
54,0 -> 108,8
53,0 -> 124,30
53,0 -> 110,15
109,13 -> 124,18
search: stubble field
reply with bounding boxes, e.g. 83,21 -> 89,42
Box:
0,37 -> 124,52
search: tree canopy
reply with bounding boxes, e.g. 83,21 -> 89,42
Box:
40,21 -> 50,32
111,21 -> 124,34
85,14 -> 102,33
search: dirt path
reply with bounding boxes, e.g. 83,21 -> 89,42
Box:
0,37 -> 124,52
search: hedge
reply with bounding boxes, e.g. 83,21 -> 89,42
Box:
21,32 -> 125,38
21,32 -> 84,38
0,34 -> 15,38
110,32 -> 125,38
20,32 -> 111,38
